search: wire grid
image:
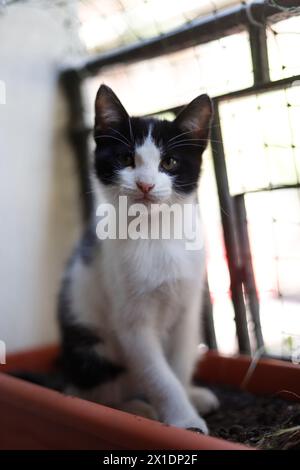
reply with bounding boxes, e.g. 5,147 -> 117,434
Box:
0,0 -> 249,45
219,81 -> 300,195
199,145 -> 238,354
267,14 -> 300,80
1,0 -> 241,54
82,28 -> 253,124
244,187 -> 300,357
2,1 -> 299,61
217,76 -> 299,357
77,0 -> 244,53
218,76 -> 300,356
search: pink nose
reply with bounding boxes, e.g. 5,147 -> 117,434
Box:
136,181 -> 155,194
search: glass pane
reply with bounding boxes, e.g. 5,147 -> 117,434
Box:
78,0 -> 243,53
199,146 -> 237,354
83,31 -> 253,121
245,189 -> 300,357
267,16 -> 300,81
219,83 -> 300,195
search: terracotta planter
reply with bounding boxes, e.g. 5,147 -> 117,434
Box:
0,346 -> 299,450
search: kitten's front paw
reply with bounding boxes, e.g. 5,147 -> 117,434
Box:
189,386 -> 219,416
171,415 -> 209,435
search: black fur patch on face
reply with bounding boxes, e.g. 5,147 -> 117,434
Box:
94,117 -> 148,186
151,119 -> 207,194
94,134 -> 131,186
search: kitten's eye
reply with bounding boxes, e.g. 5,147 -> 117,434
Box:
160,157 -> 178,172
120,154 -> 134,167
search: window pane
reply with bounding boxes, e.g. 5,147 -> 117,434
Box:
78,0 -> 243,53
219,83 -> 300,195
199,146 -> 237,354
83,31 -> 253,122
245,189 -> 300,357
267,16 -> 300,80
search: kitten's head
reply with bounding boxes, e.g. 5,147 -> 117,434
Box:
94,84 -> 212,204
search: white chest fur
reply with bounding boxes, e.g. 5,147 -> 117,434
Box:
103,237 -> 203,295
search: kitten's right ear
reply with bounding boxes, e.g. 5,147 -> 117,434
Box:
174,94 -> 213,141
94,84 -> 129,133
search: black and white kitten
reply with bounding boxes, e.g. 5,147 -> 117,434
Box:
58,85 -> 219,434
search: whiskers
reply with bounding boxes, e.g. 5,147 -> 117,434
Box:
166,127 -> 224,152
167,129 -> 199,144
168,142 -> 206,151
173,182 -> 195,189
95,134 -> 132,148
108,127 -> 131,145
119,185 -> 137,195
167,138 -> 224,152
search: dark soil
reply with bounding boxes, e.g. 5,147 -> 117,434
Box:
204,384 -> 300,449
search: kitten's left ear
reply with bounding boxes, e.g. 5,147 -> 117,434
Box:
174,94 -> 213,142
95,84 -> 129,133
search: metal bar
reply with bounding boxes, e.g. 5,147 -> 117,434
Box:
234,195 -> 264,350
151,74 -> 300,118
61,0 -> 297,77
234,183 -> 300,197
202,276 -> 217,350
59,70 -> 93,223
230,12 -> 268,351
211,102 -> 251,354
215,74 -> 300,104
143,75 -> 300,121
74,72 -> 300,140
248,21 -> 270,84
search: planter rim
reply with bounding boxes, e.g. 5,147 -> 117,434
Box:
3,345 -> 299,450
197,350 -> 300,401
0,371 -> 250,450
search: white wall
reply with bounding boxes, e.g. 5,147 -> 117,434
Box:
0,4 -> 83,352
